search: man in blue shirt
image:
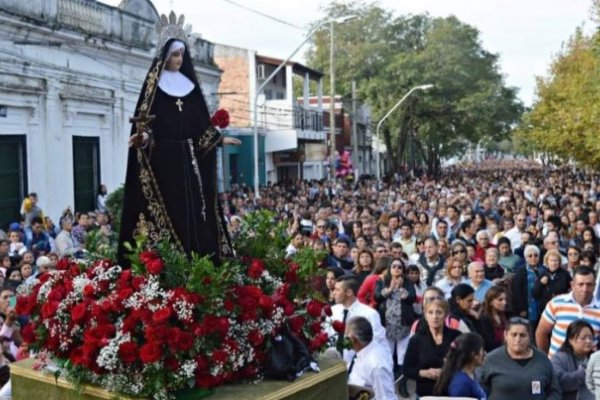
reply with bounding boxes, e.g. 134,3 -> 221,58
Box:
23,216 -> 50,257
465,261 -> 494,303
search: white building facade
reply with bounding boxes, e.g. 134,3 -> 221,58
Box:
0,0 -> 221,226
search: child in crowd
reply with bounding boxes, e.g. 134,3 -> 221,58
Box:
7,231 -> 26,259
407,265 -> 425,317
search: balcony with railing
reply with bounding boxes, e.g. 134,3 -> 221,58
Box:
293,106 -> 323,133
258,100 -> 324,136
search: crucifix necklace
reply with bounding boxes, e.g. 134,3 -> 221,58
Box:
175,98 -> 183,112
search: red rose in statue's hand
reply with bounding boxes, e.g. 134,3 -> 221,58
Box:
211,109 -> 230,129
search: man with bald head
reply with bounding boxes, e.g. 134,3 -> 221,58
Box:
465,261 -> 494,302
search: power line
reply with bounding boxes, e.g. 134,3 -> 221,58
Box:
220,0 -> 304,30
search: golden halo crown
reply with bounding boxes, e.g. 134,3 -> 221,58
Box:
155,11 -> 193,57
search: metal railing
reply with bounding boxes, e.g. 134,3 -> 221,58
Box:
293,106 -> 323,132
57,0 -> 105,34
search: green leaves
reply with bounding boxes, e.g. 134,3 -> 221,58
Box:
306,2 -> 522,175
515,28 -> 600,167
234,209 -> 288,268
186,254 -> 238,302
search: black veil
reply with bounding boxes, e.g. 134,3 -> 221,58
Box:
128,37 -> 212,139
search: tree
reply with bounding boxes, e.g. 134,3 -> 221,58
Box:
514,28 -> 600,167
306,2 -> 523,176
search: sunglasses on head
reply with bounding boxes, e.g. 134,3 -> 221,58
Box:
509,316 -> 529,325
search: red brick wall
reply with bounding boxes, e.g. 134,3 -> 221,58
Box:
214,52 -> 251,128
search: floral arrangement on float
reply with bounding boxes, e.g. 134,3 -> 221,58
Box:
17,211 -> 332,400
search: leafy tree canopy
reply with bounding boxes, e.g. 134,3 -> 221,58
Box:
306,1 -> 523,176
514,26 -> 600,167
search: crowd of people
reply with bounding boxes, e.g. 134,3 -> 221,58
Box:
231,163 -> 600,400
2,163 -> 600,399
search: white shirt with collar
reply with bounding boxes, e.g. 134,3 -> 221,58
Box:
503,226 -> 523,250
326,299 -> 386,364
348,340 -> 396,400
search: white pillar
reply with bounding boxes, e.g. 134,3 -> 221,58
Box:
303,72 -> 310,108
285,64 -> 294,104
317,78 -> 323,112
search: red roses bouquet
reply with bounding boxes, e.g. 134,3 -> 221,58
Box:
210,109 -> 230,129
17,212 -> 331,399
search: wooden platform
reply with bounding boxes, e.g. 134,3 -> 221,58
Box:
11,357 -> 348,400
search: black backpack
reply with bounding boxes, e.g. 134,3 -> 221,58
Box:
264,325 -> 318,381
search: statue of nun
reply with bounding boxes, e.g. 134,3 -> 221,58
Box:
118,14 -> 239,266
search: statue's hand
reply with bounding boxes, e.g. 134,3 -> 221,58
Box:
129,132 -> 149,148
222,137 -> 241,146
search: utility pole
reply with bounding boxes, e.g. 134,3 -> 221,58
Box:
351,80 -> 358,177
329,21 -> 336,180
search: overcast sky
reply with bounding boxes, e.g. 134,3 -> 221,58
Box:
103,0 -> 595,106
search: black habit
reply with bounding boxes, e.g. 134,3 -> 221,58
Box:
118,38 -> 233,266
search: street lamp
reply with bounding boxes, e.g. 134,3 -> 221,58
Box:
375,84 -> 434,180
329,15 -> 357,180
253,15 -> 357,199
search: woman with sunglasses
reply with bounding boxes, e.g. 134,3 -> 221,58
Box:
564,245 -> 581,274
512,245 -> 546,330
450,241 -> 469,274
375,258 -> 415,398
551,320 -> 594,400
436,256 -> 466,299
480,317 -> 561,399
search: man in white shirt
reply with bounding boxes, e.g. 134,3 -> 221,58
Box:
55,217 -> 81,258
326,276 -> 386,364
394,221 -> 417,256
346,316 -> 396,400
503,213 -> 527,251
